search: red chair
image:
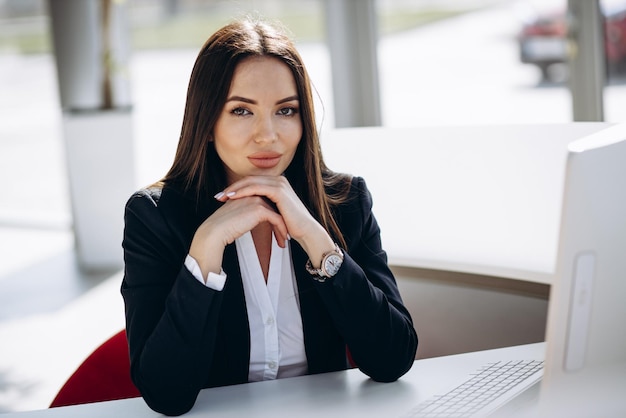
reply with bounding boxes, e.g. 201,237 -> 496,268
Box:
50,329 -> 141,407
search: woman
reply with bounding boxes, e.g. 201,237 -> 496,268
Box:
122,18 -> 417,416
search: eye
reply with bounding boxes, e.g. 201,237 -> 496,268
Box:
231,107 -> 251,116
277,106 -> 299,117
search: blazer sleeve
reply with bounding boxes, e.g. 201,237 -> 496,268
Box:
121,190 -> 224,416
314,176 -> 418,382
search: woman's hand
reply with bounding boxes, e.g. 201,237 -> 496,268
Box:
189,193 -> 289,280
215,176 -> 336,267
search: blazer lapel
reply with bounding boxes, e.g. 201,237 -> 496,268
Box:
158,183 -> 251,385
158,184 -> 219,250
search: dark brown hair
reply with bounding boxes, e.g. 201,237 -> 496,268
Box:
162,18 -> 351,247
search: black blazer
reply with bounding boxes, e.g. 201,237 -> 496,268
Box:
121,176 -> 418,416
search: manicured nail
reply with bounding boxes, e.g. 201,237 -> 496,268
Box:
214,191 -> 225,199
226,191 -> 236,197
287,234 -> 291,241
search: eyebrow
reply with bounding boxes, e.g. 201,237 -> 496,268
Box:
226,95 -> 299,105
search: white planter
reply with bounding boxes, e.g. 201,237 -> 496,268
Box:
63,110 -> 136,271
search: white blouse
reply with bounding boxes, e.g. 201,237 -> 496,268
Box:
185,232 -> 308,382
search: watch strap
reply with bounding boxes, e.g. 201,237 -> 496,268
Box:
305,244 -> 343,282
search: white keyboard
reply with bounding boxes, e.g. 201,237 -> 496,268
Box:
402,359 -> 544,418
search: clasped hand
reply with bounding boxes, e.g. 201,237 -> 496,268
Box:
189,176 -> 334,279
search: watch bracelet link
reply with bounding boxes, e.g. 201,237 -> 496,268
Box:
305,244 -> 343,282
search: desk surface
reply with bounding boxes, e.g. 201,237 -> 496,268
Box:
5,343 -> 546,418
322,123 -> 610,284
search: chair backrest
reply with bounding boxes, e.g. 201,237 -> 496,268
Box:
50,329 -> 141,408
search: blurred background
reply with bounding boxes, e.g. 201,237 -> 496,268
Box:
0,0 -> 625,413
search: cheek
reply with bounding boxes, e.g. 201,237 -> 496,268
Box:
291,133 -> 302,154
213,132 -> 238,165
214,140 -> 238,168
285,136 -> 302,168
284,121 -> 303,150
213,122 -> 244,154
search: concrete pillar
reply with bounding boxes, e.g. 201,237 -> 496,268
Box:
48,0 -> 135,272
567,0 -> 605,121
324,0 -> 382,127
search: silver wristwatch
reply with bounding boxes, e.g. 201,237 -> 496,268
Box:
305,244 -> 344,282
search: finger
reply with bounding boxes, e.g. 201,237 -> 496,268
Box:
217,204 -> 288,248
214,190 -> 236,201
261,196 -> 279,213
215,176 -> 287,203
264,210 -> 289,246
244,197 -> 289,243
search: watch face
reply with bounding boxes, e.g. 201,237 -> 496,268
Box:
323,254 -> 343,277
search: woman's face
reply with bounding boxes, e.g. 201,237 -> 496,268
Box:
213,55 -> 302,185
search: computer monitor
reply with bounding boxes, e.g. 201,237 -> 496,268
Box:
543,122 -> 626,385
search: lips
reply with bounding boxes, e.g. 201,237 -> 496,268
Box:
248,152 -> 282,169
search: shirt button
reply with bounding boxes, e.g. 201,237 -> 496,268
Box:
266,317 -> 275,325
268,361 -> 277,370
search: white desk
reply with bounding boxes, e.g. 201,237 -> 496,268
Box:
7,342 -> 625,417
322,123 -> 610,284
4,343 -> 546,417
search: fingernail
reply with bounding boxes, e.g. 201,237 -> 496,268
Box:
214,191 -> 225,199
226,191 -> 236,197
287,234 -> 291,241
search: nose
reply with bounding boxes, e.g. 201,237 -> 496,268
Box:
254,114 -> 278,144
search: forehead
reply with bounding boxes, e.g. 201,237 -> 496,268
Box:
229,56 -> 297,96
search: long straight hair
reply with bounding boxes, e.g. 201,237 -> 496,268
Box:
162,18 -> 351,247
